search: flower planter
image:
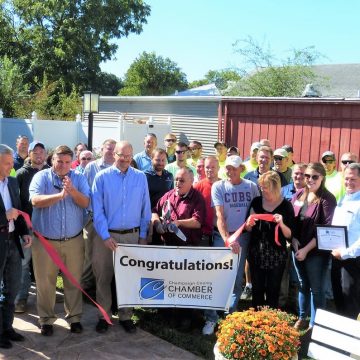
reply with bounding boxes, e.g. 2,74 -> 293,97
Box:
214,342 -> 298,360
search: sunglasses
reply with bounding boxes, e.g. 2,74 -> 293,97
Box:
341,160 -> 355,165
165,139 -> 176,142
81,157 -> 92,161
274,156 -> 284,161
175,150 -> 186,154
323,159 -> 335,164
304,174 -> 320,181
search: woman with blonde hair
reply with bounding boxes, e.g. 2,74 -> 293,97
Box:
245,171 -> 294,309
291,162 -> 336,330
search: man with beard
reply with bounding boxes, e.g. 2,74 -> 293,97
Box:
133,133 -> 157,171
145,148 -> 174,245
14,141 -> 49,313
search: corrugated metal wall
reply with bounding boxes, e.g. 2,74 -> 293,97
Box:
97,96 -> 220,156
219,98 -> 360,166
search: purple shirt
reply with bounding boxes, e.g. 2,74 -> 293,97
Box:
154,187 -> 205,246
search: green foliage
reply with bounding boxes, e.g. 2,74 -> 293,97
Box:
120,51 -> 188,96
0,56 -> 29,117
225,36 -> 326,97
189,69 -> 242,90
0,0 -> 150,93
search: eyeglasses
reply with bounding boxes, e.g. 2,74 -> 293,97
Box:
304,174 -> 320,181
17,135 -> 28,139
52,177 -> 63,191
274,156 -> 284,161
81,157 -> 92,161
341,160 -> 355,165
115,153 -> 132,160
323,159 -> 335,164
175,150 -> 186,154
165,139 -> 176,142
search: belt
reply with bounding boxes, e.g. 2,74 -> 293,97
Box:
213,227 -> 234,235
109,227 -> 139,235
43,231 -> 82,242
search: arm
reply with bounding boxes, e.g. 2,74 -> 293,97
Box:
295,237 -> 316,261
31,191 -> 64,208
62,175 -> 89,209
174,218 -> 201,229
139,176 -> 151,244
215,205 -> 229,243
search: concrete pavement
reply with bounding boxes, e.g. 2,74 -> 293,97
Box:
1,287 -> 201,360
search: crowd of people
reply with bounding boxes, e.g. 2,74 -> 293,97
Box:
0,133 -> 359,349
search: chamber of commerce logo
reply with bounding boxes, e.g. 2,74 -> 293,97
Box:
139,278 -> 166,300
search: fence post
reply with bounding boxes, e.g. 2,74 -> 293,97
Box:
75,114 -> 82,145
31,111 -> 37,140
0,109 -> 3,143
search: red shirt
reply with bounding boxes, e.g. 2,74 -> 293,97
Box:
71,159 -> 80,169
155,187 -> 205,246
194,179 -> 214,235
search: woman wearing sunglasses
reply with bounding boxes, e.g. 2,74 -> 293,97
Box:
291,162 -> 337,331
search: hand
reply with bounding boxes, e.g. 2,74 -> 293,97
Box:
62,176 -> 74,195
228,239 -> 240,254
331,249 -> 342,260
295,248 -> 307,261
246,216 -> 257,228
273,213 -> 283,225
22,235 -> 32,248
292,238 -> 300,252
104,237 -> 117,251
6,208 -> 19,221
138,238 -> 147,245
154,221 -> 165,234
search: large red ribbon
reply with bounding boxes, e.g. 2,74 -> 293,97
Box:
19,211 -> 113,325
225,213 -> 281,247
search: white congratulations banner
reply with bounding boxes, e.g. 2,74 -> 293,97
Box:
114,244 -> 240,311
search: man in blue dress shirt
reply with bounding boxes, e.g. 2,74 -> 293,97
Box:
92,140 -> 151,334
133,133 -> 157,171
29,145 -> 90,336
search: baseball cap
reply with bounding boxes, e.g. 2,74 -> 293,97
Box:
251,142 -> 262,152
321,151 -> 335,161
225,155 -> 243,168
28,141 -> 45,152
282,145 -> 294,153
214,141 -> 227,148
227,146 -> 239,154
274,148 -> 288,158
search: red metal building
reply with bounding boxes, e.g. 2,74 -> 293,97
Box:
218,97 -> 360,166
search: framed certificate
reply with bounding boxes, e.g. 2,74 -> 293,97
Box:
316,225 -> 348,251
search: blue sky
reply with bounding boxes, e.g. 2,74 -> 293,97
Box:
101,0 -> 360,82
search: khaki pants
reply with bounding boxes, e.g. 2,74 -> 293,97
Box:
32,234 -> 84,325
92,230 -> 138,321
81,220 -> 98,290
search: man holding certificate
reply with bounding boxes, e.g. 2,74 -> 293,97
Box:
331,163 -> 360,319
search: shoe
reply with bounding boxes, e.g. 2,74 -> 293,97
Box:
119,319 -> 136,333
96,319 -> 109,334
14,299 -> 27,313
70,322 -> 83,334
294,319 -> 309,331
40,324 -> 54,336
202,321 -> 216,335
240,285 -> 252,300
0,337 -> 12,349
3,329 -> 25,341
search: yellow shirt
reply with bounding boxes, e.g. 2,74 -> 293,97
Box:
325,171 -> 344,203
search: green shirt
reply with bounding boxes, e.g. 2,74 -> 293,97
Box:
325,170 -> 344,203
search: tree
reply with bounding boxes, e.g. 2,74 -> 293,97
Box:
0,56 -> 28,117
0,0 -> 150,93
120,51 -> 188,96
224,36 -> 327,97
95,72 -> 123,95
189,69 -> 241,90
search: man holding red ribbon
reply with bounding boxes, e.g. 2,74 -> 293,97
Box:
211,155 -> 259,313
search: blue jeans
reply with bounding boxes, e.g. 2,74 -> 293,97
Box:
213,230 -> 249,313
0,237 -> 22,334
292,252 -> 330,326
16,245 -> 32,302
